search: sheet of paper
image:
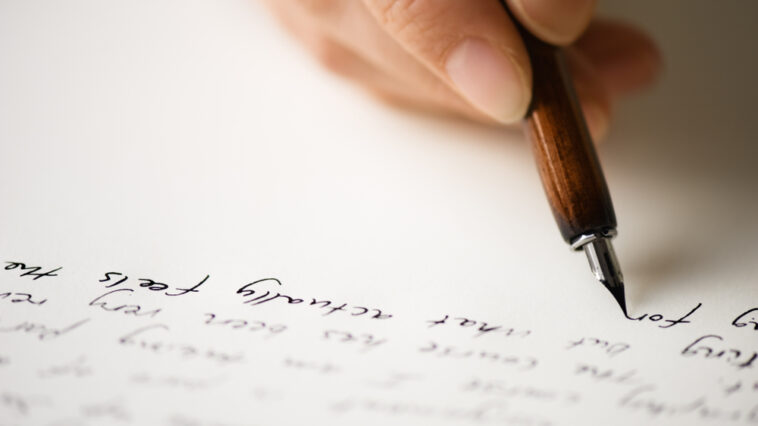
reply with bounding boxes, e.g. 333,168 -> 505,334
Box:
1,1 -> 757,425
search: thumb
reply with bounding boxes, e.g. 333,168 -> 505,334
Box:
361,0 -> 532,124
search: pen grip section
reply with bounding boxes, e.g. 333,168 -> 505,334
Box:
521,34 -> 616,243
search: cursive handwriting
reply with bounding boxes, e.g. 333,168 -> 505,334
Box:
4,261 -> 61,281
88,289 -> 161,318
0,318 -> 89,341
427,314 -> 531,338
625,303 -> 702,328
0,291 -> 47,306
99,272 -> 208,297
236,278 -> 391,320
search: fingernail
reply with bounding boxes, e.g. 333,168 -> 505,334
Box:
445,38 -> 529,124
510,0 -> 595,45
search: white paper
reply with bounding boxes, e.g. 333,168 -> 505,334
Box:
1,1 -> 757,425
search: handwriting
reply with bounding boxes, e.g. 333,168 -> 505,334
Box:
89,289 -> 162,318
419,341 -> 537,371
131,372 -> 225,391
99,272 -> 208,297
619,385 -> 758,422
0,291 -> 47,306
427,314 -> 531,338
331,398 -> 550,425
573,363 -> 641,386
236,278 -> 391,320
322,329 -> 387,352
38,356 -> 92,379
732,307 -> 758,330
717,378 -> 758,397
283,357 -> 340,374
0,318 -> 89,341
625,303 -> 702,328
461,379 -> 581,405
118,324 -> 244,365
4,261 -> 61,281
681,334 -> 757,370
80,401 -> 132,422
566,337 -> 630,357
202,313 -> 286,337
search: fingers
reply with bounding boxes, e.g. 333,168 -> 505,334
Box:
574,19 -> 663,96
566,48 -> 612,142
506,0 -> 596,45
265,0 -> 660,142
361,0 -> 531,124
264,0 -> 491,122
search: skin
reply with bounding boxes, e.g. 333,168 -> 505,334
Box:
264,0 -> 662,142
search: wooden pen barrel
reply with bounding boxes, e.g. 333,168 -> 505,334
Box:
520,31 -> 617,244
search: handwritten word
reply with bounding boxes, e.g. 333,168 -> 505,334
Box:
118,324 -> 244,365
427,314 -> 531,338
236,278 -> 391,320
131,372 -> 225,391
1,392 -> 34,416
202,313 -> 286,338
364,373 -> 422,390
619,385 -> 756,422
566,337 -> 630,357
718,379 -> 758,397
625,303 -> 702,328
681,335 -> 757,370
323,330 -> 387,352
99,272 -> 208,297
89,289 -> 161,318
732,307 -> 758,330
461,379 -> 581,405
573,363 -> 641,386
0,291 -> 47,306
80,401 -> 132,422
419,341 -> 537,371
4,261 -> 61,281
0,318 -> 89,341
283,357 -> 340,374
38,357 -> 92,379
330,398 -> 547,425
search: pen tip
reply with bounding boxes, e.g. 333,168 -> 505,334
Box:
607,283 -> 627,316
580,235 -> 628,317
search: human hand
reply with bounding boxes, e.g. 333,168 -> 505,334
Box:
265,0 -> 661,141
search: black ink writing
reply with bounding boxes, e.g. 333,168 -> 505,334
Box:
98,272 -> 208,297
681,334 -> 758,370
566,337 -> 630,357
418,341 -> 537,371
323,329 -> 387,352
118,324 -> 244,365
625,303 -> 702,328
88,289 -> 161,318
0,291 -> 47,306
4,261 -> 61,281
202,313 -> 286,338
732,307 -> 758,330
427,314 -> 531,338
0,318 -> 89,341
237,278 -> 391,320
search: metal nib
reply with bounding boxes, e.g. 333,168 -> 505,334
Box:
580,235 -> 627,316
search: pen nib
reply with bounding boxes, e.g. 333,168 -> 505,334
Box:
581,236 -> 627,316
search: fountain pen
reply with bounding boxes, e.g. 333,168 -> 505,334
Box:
505,3 -> 627,314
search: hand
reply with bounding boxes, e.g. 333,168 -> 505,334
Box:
265,0 -> 661,141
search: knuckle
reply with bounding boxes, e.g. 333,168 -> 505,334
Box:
367,0 -> 453,67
